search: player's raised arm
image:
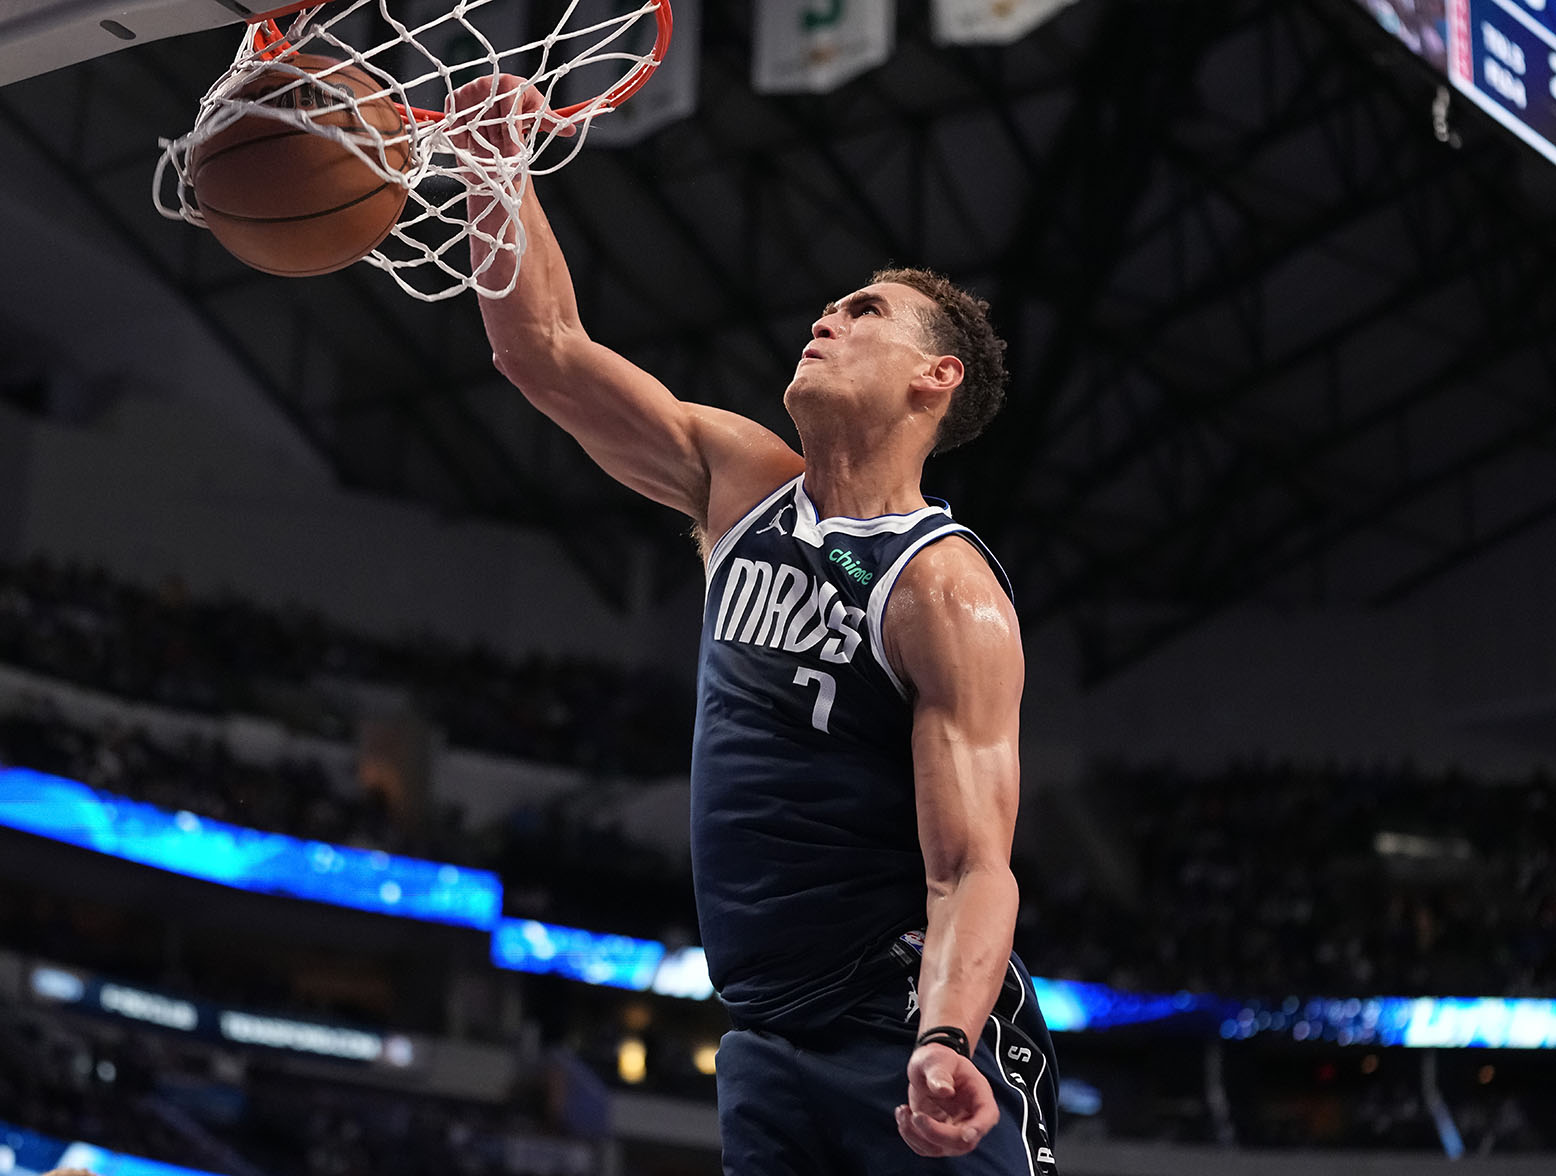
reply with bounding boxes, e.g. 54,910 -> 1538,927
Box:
449,75 -> 800,533
884,535 -> 1023,1158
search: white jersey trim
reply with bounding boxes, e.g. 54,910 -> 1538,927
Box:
791,480 -> 950,548
704,476 -> 805,595
864,523 -> 975,699
990,959 -> 1042,1176
990,1014 -> 1039,1176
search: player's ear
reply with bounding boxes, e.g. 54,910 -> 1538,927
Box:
911,354 -> 963,413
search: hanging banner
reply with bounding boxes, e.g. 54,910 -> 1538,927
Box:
559,0 -> 702,146
931,0 -> 1077,46
753,0 -> 895,95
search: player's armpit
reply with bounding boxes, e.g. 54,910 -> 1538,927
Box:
692,406 -> 805,544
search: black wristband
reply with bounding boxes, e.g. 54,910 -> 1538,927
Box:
914,1025 -> 971,1058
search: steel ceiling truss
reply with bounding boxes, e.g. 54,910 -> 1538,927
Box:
3,1 -> 1555,679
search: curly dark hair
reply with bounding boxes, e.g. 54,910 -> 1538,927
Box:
872,267 -> 1008,453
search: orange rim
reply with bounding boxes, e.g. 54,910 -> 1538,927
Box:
247,1 -> 673,128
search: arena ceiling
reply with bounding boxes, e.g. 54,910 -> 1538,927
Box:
3,0 -> 1556,686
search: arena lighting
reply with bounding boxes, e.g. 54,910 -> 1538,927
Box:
28,965 -> 85,1004
0,766 -> 502,928
650,946 -> 718,1000
489,917 -> 667,989
490,918 -> 719,999
7,771 -> 1553,1047
617,1036 -> 649,1084
1046,980 -> 1556,1049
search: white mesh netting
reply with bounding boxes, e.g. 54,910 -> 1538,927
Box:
154,0 -> 667,300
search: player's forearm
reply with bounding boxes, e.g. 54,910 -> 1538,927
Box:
917,864 -> 1019,1045
470,180 -> 589,394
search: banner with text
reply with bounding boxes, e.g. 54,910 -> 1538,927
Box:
753,0 -> 895,94
931,0 -> 1078,46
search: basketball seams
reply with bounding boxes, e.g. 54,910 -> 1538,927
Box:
191,127 -> 409,225
191,127 -> 408,172
197,180 -> 400,225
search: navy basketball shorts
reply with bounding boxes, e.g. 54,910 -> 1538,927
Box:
716,954 -> 1059,1175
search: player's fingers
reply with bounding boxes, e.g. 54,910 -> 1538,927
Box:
489,79 -> 579,141
894,1105 -> 950,1157
444,76 -> 500,151
444,75 -> 524,127
894,1105 -> 933,1156
965,1093 -> 1000,1142
894,1104 -> 981,1157
447,73 -> 504,115
921,1071 -> 999,1143
905,1072 -> 969,1119
924,1060 -> 956,1098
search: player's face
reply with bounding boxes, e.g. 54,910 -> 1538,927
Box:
784,282 -> 943,430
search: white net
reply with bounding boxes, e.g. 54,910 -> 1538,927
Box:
154,0 -> 668,301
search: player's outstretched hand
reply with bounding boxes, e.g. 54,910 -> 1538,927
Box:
445,74 -> 573,162
894,1042 -> 999,1157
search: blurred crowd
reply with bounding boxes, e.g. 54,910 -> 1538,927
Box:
1020,760 -> 1556,999
0,557 -> 691,775
0,1006 -> 588,1176
0,704 -> 474,866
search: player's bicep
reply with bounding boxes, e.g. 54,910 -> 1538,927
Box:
509,333 -> 708,514
506,333 -> 797,525
889,544 -> 1024,884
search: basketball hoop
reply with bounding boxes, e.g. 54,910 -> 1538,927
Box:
154,0 -> 673,301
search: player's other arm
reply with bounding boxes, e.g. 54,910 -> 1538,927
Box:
885,537 -> 1023,1157
450,76 -> 800,532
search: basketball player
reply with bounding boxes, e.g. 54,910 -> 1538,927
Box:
451,77 -> 1059,1174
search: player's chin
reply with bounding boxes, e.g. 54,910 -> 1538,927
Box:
781,374 -> 836,426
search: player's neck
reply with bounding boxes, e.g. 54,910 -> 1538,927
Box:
792,399 -> 936,519
800,452 -> 928,521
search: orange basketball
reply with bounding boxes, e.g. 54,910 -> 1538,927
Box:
189,55 -> 411,278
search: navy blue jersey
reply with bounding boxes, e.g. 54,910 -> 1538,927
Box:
690,475 -> 1012,1033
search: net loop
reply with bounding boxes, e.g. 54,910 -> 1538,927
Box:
153,0 -> 671,301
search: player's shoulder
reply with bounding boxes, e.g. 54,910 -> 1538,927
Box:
897,531 -> 1009,602
887,532 -> 1019,640
692,404 -> 805,543
883,533 -> 1022,696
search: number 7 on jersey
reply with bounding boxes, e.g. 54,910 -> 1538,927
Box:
792,667 -> 836,733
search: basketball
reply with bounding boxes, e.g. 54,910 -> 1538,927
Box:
189,54 -> 411,278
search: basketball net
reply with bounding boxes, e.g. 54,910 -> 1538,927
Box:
154,0 -> 671,301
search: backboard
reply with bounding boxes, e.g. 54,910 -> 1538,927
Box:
0,0 -> 248,87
